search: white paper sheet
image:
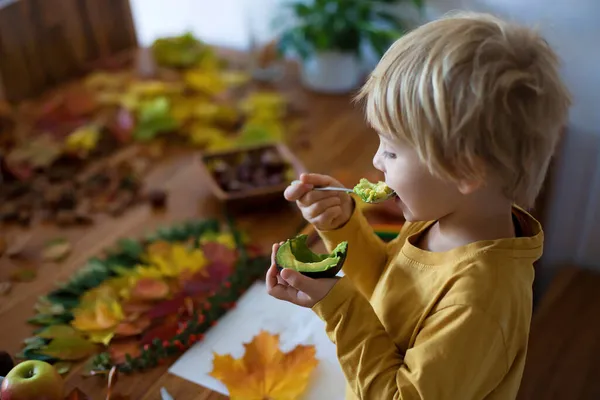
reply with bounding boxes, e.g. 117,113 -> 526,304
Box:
168,282 -> 346,399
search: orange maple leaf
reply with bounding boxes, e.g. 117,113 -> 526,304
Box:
210,331 -> 318,400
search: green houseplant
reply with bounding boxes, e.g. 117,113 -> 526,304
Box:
277,0 -> 424,93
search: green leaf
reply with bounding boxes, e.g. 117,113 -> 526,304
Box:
39,337 -> 98,361
28,313 -> 73,326
54,361 -> 72,375
37,325 -> 82,339
117,238 -> 144,260
291,1 -> 312,17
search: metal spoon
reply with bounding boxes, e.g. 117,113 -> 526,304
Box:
290,180 -> 396,203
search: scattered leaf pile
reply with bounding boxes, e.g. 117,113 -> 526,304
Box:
17,218 -> 270,375
0,32 -> 303,227
210,330 -> 319,400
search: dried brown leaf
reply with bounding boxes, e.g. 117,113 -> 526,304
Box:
0,282 -> 12,296
9,268 -> 37,282
43,238 -> 72,262
6,233 -> 32,257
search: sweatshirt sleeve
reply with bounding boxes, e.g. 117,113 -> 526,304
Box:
316,201 -> 394,299
312,278 -> 509,400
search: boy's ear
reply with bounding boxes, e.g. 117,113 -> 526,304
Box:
457,158 -> 486,195
457,178 -> 483,195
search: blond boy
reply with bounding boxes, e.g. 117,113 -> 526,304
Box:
266,11 -> 571,400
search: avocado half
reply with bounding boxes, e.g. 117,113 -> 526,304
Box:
275,234 -> 348,279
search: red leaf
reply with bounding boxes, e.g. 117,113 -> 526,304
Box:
121,300 -> 154,315
130,278 -> 169,301
63,88 -> 98,118
64,388 -> 91,400
201,242 -> 238,265
140,317 -> 179,345
109,339 -> 142,364
183,262 -> 232,296
108,108 -> 135,143
114,315 -> 151,337
146,294 -> 186,320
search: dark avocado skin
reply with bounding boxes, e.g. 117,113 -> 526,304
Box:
276,249 -> 347,279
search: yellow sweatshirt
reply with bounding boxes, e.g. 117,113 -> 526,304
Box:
313,205 -> 541,400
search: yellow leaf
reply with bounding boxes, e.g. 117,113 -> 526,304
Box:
39,336 -> 98,361
210,331 -> 318,400
239,92 -> 287,117
200,232 -> 236,250
37,325 -> 82,339
87,329 -> 115,346
145,242 -> 208,277
188,124 -> 229,147
221,71 -> 251,87
184,69 -> 226,96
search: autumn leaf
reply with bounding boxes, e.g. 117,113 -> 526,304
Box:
145,294 -> 187,320
53,360 -> 72,375
64,387 -> 91,400
38,336 -> 98,361
114,315 -> 151,337
140,315 -> 180,345
210,331 -> 318,400
9,268 -> 37,282
0,282 -> 12,296
109,339 -> 141,364
37,325 -> 82,339
42,238 -> 72,262
130,278 -> 169,301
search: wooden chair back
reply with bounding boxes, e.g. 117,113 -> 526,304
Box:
0,0 -> 137,103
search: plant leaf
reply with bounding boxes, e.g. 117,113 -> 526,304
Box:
39,336 -> 98,361
54,360 -> 72,375
42,238 -> 72,262
210,330 -> 318,400
114,315 -> 151,337
65,388 -> 92,400
28,313 -> 73,326
108,339 -> 142,364
10,268 -> 37,282
0,282 -> 12,296
37,325 -> 81,339
130,278 -> 170,301
140,316 -> 179,345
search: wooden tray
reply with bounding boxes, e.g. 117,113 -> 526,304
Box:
197,143 -> 307,212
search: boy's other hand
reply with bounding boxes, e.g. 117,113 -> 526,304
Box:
266,243 -> 339,308
284,173 -> 354,231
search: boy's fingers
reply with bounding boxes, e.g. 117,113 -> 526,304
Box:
284,182 -> 313,201
296,190 -> 339,208
267,281 -> 300,305
313,207 -> 340,228
280,269 -> 317,296
300,173 -> 344,188
271,243 -> 278,265
303,197 -> 342,219
265,265 -> 279,290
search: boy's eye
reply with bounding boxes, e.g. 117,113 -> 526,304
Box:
383,151 -> 397,159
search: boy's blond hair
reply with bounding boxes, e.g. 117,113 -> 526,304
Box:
355,11 -> 571,208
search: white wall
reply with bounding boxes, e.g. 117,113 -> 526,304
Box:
129,0 -> 600,280
129,0 -> 285,50
423,1 -> 600,286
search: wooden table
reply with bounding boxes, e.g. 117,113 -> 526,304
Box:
0,63 -> 379,398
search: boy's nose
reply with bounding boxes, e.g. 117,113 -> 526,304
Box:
372,154 -> 385,172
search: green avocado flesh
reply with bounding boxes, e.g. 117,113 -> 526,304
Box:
276,235 -> 347,273
353,178 -> 394,203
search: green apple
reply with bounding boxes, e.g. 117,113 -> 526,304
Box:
0,360 -> 64,400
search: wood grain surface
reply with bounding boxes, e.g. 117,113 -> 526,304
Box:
0,56 -> 380,398
0,0 -> 137,102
